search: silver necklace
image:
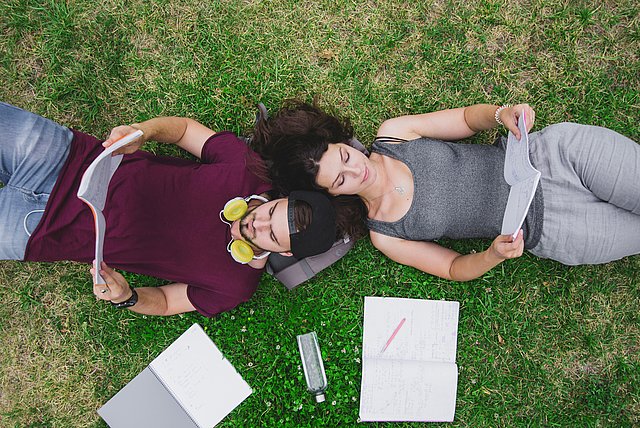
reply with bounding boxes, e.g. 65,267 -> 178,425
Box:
367,184 -> 407,204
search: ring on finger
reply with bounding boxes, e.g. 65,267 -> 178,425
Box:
100,288 -> 109,294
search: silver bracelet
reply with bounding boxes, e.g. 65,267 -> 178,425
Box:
494,104 -> 510,126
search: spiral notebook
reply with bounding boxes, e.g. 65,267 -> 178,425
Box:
98,324 -> 252,428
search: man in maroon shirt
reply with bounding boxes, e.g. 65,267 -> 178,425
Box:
0,102 -> 337,317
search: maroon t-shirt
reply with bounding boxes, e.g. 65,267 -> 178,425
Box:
24,130 -> 271,317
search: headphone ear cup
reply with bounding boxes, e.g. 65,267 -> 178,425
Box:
223,198 -> 248,221
230,240 -> 254,264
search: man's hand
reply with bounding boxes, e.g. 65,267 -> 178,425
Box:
103,124 -> 145,155
91,261 -> 133,303
498,104 -> 536,140
489,230 -> 525,260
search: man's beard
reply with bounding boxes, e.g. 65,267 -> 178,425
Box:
238,208 -> 257,247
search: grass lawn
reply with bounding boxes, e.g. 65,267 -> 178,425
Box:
1,0 -> 639,426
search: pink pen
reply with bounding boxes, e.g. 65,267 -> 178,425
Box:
381,318 -> 406,353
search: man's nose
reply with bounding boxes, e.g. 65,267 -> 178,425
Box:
253,216 -> 269,231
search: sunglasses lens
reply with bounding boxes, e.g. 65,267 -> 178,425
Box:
230,240 -> 254,264
223,198 -> 248,221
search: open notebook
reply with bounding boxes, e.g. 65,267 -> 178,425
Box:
359,297 -> 459,422
98,324 -> 252,428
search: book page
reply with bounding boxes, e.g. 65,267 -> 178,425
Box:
359,360 -> 457,422
77,130 -> 143,284
77,130 -> 141,210
149,324 -> 252,428
359,297 -> 459,422
77,152 -> 123,211
501,110 -> 541,238
362,297 -> 459,363
500,173 -> 541,237
503,111 -> 537,185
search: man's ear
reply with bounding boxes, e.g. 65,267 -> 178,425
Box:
278,251 -> 294,257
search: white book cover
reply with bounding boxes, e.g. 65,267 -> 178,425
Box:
359,297 -> 459,422
500,110 -> 541,239
76,130 -> 142,284
99,324 -> 252,428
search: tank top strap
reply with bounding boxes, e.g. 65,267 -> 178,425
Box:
371,136 -> 408,159
366,217 -> 405,239
374,136 -> 408,144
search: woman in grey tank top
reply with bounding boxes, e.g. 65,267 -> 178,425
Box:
252,102 -> 640,281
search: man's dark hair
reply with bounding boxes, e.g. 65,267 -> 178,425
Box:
293,199 -> 313,234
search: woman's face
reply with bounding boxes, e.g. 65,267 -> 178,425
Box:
316,143 -> 375,195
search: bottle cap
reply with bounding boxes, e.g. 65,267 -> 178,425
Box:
315,393 -> 325,403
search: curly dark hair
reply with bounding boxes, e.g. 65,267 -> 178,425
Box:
252,101 -> 353,192
252,100 -> 368,240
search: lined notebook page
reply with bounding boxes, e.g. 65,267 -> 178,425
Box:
359,297 -> 459,422
149,324 -> 252,427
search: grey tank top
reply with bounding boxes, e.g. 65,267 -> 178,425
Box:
366,137 -> 543,249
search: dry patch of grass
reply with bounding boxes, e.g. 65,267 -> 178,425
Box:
1,262 -> 112,427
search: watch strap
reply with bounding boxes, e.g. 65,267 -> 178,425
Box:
111,286 -> 138,309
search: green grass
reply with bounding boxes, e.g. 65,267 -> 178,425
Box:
1,0 -> 639,426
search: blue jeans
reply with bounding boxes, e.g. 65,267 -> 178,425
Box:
0,102 -> 72,259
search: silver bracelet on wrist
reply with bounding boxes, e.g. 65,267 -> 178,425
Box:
494,104 -> 511,126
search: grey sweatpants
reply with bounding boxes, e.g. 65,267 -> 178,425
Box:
528,123 -> 640,265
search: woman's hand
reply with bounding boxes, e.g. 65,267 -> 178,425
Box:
91,261 -> 133,303
103,124 -> 145,155
489,230 -> 524,260
498,104 -> 536,140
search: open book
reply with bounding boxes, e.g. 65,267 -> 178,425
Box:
77,130 -> 143,284
500,109 -> 541,239
359,297 -> 459,422
98,324 -> 252,428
